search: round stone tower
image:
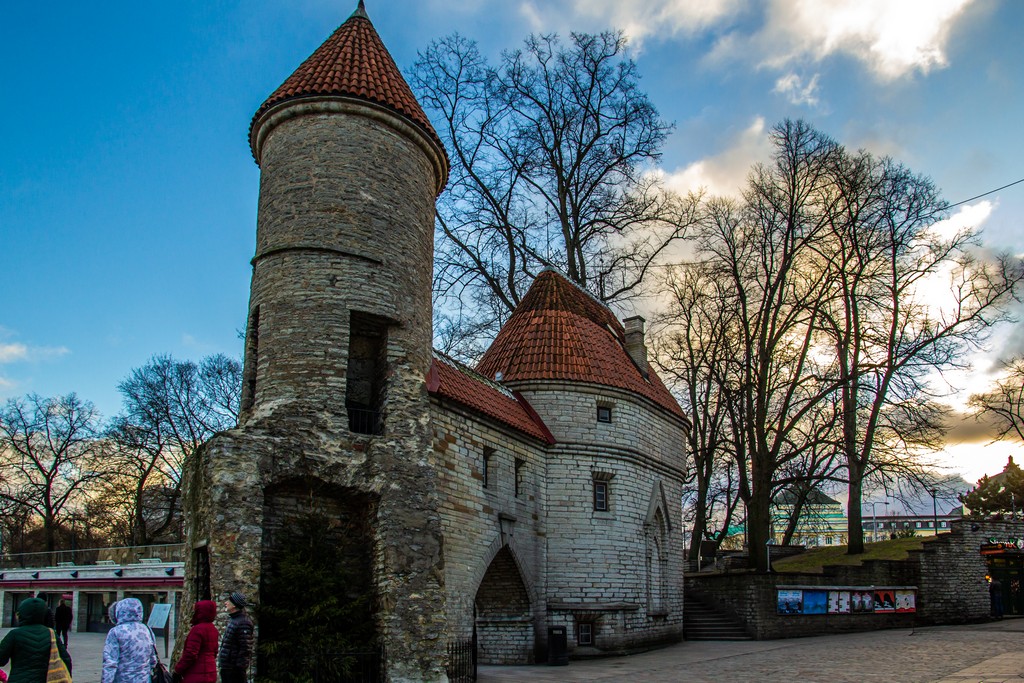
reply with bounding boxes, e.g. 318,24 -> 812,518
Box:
180,4 -> 451,682
241,0 -> 448,426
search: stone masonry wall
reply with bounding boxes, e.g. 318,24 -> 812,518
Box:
513,382 -> 688,654
183,102 -> 450,683
686,519 -> 1024,639
430,400 -> 547,663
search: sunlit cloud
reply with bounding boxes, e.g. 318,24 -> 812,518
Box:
774,72 -> 820,107
711,0 -> 975,81
517,0 -> 743,46
928,200 -> 994,241
660,117 -> 772,197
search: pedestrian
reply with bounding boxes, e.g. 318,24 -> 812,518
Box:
0,597 -> 73,683
218,592 -> 255,683
989,576 -> 1004,619
173,600 -> 219,683
102,597 -> 158,683
54,600 -> 73,647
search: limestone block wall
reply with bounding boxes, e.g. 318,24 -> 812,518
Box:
430,401 -> 547,657
512,382 -> 688,653
243,107 -> 437,421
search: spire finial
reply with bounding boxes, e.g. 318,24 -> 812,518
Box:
351,0 -> 368,19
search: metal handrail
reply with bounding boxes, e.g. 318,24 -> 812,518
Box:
0,543 -> 185,570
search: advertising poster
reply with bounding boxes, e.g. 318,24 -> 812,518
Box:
828,590 -> 851,614
803,590 -> 828,614
851,590 -> 874,613
777,589 -> 803,615
873,589 -> 896,613
895,590 -> 916,613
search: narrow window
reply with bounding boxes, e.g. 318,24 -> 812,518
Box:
577,622 -> 593,646
594,481 -> 609,511
240,306 -> 260,413
193,546 -> 211,602
483,447 -> 495,489
346,312 -> 389,435
596,405 -> 612,423
515,459 -> 525,498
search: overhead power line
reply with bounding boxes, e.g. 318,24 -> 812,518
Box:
944,176 -> 1024,212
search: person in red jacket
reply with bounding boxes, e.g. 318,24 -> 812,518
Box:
173,601 -> 219,683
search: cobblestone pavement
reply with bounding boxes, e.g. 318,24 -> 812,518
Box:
480,619 -> 1024,683
4,620 -> 1023,682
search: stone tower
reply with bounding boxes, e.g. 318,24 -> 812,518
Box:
181,3 -> 451,681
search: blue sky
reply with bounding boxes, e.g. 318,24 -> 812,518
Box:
2,0 -> 1022,482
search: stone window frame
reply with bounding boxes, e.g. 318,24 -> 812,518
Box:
596,401 -> 613,424
576,620 -> 594,646
592,471 -> 614,513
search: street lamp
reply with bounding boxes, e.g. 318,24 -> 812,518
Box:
930,489 -> 938,536
867,502 -> 879,543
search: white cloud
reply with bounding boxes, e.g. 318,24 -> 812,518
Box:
0,343 -> 29,363
741,0 -> 976,80
661,117 -> 772,197
773,72 -> 820,106
928,200 -> 994,241
517,0 -> 743,46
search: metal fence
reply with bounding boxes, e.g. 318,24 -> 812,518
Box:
447,638 -> 477,683
0,543 -> 185,569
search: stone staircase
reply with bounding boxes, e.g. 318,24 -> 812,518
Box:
683,593 -> 753,641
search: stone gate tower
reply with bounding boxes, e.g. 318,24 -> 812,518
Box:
181,2 -> 451,681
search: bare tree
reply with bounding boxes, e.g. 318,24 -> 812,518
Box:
412,31 -> 701,358
971,356 -> 1024,443
818,149 -> 1024,554
107,354 -> 241,545
692,121 -> 846,571
0,394 -> 109,551
655,261 -> 744,562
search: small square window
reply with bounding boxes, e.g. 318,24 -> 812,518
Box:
594,481 -> 609,511
915,521 -> 922,528
596,406 -> 612,423
577,622 -> 593,646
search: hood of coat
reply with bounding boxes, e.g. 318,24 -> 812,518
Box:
115,597 -> 145,624
16,597 -> 48,625
193,600 -> 217,624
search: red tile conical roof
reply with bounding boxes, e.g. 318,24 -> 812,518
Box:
250,2 -> 441,152
476,270 -> 685,419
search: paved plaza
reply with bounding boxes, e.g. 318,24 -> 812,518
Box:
4,619 -> 1024,682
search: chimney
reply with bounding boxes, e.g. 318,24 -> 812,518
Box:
623,316 -> 648,377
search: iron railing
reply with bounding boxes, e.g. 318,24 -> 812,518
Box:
347,407 -> 383,435
447,638 -> 477,683
0,543 -> 185,570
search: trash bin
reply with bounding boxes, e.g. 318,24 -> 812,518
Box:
547,626 -> 568,666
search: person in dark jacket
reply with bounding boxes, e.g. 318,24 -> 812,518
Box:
53,600 -> 73,647
217,592 -> 254,683
173,600 -> 219,683
0,597 -> 72,683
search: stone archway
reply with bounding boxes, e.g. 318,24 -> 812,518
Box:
475,546 -> 534,664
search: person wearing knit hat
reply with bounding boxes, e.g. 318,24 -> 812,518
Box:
217,591 -> 254,683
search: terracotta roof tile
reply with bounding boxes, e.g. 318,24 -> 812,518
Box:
476,270 -> 685,419
250,3 -> 441,150
428,353 -> 554,443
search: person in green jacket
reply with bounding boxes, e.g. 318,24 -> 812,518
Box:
0,598 -> 72,683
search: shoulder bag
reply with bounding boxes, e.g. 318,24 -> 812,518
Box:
46,629 -> 72,683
